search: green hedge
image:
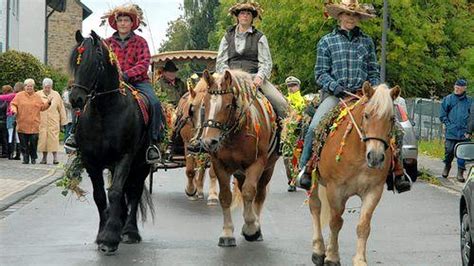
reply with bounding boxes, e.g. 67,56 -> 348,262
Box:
0,50 -> 69,94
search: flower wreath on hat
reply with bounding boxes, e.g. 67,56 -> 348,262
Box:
228,1 -> 264,20
324,0 -> 376,20
100,4 -> 147,32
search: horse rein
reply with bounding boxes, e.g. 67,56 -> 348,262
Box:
339,95 -> 391,151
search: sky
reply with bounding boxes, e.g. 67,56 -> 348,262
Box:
81,0 -> 183,54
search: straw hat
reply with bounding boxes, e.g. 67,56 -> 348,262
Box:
101,4 -> 146,31
229,1 -> 263,20
325,0 -> 376,20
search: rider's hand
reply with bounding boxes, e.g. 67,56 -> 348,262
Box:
333,86 -> 346,98
253,76 -> 263,88
465,133 -> 472,139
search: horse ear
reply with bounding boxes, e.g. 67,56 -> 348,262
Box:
362,81 -> 374,98
390,85 -> 401,100
75,30 -> 84,43
203,70 -> 214,87
224,70 -> 233,88
90,30 -> 101,45
189,87 -> 196,99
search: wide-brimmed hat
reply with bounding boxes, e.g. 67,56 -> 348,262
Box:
163,61 -> 179,72
325,0 -> 376,20
229,1 -> 263,20
101,4 -> 146,31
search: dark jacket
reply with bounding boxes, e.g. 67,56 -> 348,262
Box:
439,93 -> 473,140
0,101 -> 7,123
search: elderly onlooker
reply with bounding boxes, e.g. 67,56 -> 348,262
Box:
440,79 -> 472,182
0,85 -> 17,158
10,79 -> 52,164
37,78 -> 67,164
62,79 -> 74,143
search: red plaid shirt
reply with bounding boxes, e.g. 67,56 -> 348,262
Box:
106,32 -> 151,83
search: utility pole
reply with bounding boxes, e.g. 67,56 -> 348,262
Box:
380,0 -> 388,83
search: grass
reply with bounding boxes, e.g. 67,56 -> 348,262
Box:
418,169 -> 442,186
418,138 -> 444,159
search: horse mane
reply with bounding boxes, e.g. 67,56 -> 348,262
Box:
69,38 -> 102,77
365,84 -> 394,119
215,69 -> 257,108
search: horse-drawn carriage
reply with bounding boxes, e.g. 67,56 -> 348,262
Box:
148,50 -> 218,194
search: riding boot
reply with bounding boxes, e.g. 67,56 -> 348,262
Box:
442,164 -> 451,178
393,174 -> 411,193
295,165 -> 313,191
457,168 -> 466,183
64,133 -> 77,151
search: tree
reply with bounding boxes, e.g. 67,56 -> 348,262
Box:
159,17 -> 190,52
207,0 -> 474,97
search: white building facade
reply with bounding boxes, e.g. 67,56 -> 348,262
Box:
0,0 -> 45,61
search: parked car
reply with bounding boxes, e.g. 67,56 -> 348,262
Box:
457,142 -> 474,266
394,97 -> 419,182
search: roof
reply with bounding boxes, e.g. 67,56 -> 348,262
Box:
151,50 -> 217,66
76,0 -> 92,20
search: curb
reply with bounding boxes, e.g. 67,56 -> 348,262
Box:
0,168 -> 64,211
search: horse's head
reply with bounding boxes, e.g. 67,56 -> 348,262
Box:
68,30 -> 120,109
200,70 -> 241,153
360,81 -> 401,169
178,76 -> 208,136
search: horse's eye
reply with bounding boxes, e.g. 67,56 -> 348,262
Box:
364,113 -> 369,119
226,104 -> 232,109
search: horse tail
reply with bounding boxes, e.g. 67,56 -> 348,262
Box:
139,186 -> 155,222
231,178 -> 243,210
318,185 -> 330,228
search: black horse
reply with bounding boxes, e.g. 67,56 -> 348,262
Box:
69,30 -> 154,255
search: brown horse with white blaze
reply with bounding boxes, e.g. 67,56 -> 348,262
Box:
195,69 -> 279,246
310,82 -> 401,266
174,81 -> 219,205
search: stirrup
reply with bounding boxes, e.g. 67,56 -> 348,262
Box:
64,135 -> 77,152
146,145 -> 162,164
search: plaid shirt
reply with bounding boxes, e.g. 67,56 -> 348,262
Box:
315,27 -> 380,94
106,32 -> 151,84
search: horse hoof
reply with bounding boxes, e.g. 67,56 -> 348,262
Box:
242,228 -> 263,242
207,198 -> 219,206
121,232 -> 141,244
218,237 -> 236,247
185,188 -> 197,197
97,243 -> 118,256
324,260 -> 341,266
312,253 -> 325,266
197,192 -> 204,199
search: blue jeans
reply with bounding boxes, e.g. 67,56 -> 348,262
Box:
299,94 -> 339,169
444,139 -> 467,170
133,82 -> 165,142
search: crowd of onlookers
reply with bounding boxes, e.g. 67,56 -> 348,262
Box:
0,78 -> 74,164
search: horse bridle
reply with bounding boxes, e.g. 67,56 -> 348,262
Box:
341,99 -> 393,151
201,88 -> 246,142
71,40 -> 123,102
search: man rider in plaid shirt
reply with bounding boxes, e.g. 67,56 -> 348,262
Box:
296,0 -> 411,193
65,4 -> 164,163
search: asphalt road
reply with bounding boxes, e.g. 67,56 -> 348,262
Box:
0,160 -> 462,266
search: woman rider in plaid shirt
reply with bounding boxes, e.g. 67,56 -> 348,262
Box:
65,4 -> 164,163
297,0 -> 411,193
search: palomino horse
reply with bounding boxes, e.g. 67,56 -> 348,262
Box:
195,69 -> 279,246
310,82 -> 401,266
69,31 -> 154,255
174,83 -> 219,205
